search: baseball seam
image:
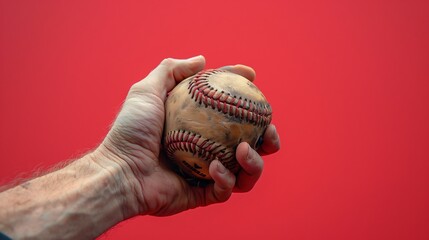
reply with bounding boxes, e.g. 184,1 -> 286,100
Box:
187,69 -> 272,127
165,130 -> 237,170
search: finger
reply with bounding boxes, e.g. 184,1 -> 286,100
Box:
133,55 -> 206,98
150,55 -> 206,91
218,64 -> 256,82
258,124 -> 281,156
234,142 -> 264,193
166,56 -> 206,82
204,160 -> 236,205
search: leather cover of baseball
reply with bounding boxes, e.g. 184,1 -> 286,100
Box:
164,69 -> 272,183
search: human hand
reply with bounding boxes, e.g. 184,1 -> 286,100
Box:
95,56 -> 280,217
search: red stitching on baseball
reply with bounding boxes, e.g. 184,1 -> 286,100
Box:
187,69 -> 272,127
165,130 -> 236,168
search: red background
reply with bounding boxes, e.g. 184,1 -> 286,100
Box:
1,1 -> 429,239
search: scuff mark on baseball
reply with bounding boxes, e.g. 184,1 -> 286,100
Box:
163,69 -> 272,183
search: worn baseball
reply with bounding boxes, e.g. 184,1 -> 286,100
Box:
163,69 -> 272,183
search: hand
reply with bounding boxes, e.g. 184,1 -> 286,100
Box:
95,56 -> 280,217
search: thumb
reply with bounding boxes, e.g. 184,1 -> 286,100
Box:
134,56 -> 206,99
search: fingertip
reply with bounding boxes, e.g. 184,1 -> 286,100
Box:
259,124 -> 281,155
218,64 -> 256,82
141,56 -> 206,94
236,142 -> 250,163
208,160 -> 236,203
236,142 -> 264,176
209,160 -> 236,188
190,55 -> 206,63
171,55 -> 206,81
234,142 -> 264,193
187,55 -> 206,71
235,64 -> 256,81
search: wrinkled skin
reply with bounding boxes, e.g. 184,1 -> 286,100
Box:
98,56 -> 281,216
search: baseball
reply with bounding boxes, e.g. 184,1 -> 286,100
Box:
163,69 -> 272,184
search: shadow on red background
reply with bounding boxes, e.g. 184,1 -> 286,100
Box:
1,1 -> 428,239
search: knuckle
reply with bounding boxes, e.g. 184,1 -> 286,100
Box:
160,57 -> 175,67
129,82 -> 140,92
128,82 -> 144,97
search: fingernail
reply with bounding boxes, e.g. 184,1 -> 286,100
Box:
188,55 -> 202,61
218,65 -> 232,71
217,161 -> 227,174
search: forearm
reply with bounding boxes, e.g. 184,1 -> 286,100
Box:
0,150 -> 137,239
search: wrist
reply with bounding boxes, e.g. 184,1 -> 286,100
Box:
90,144 -> 146,218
